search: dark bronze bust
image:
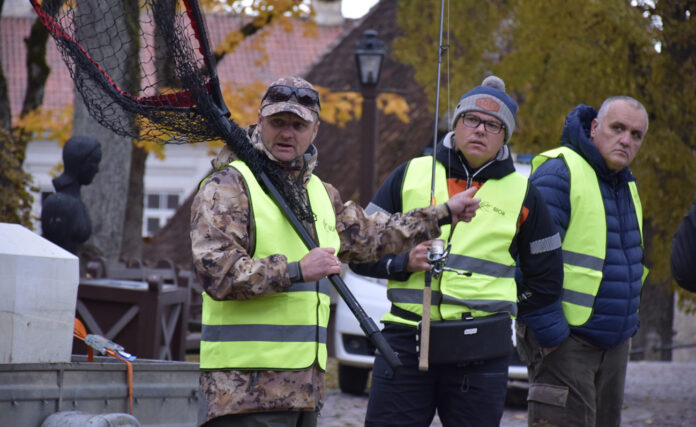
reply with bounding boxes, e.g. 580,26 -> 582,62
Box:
41,136 -> 102,254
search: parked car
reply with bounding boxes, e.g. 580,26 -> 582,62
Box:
334,268 -> 528,402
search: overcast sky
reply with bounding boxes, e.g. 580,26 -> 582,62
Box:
341,0 -> 379,19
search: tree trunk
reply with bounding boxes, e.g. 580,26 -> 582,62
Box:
0,0 -> 10,132
21,17 -> 51,117
632,279 -> 675,361
631,225 -> 675,361
119,0 -> 180,262
0,52 -> 10,132
120,144 -> 147,261
72,0 -> 139,265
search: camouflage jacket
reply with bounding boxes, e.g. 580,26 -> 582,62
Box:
191,126 -> 449,421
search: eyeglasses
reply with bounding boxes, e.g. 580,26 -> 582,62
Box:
460,114 -> 505,134
262,85 -> 321,108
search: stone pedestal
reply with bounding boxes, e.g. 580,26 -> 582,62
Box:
0,223 -> 79,363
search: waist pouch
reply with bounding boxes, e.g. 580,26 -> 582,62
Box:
418,312 -> 512,364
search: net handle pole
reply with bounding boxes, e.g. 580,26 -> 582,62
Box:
184,0 -> 229,118
258,172 -> 403,370
184,0 -> 401,370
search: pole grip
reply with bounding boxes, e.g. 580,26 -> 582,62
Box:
368,321 -> 404,370
419,279 -> 432,371
328,274 -> 403,370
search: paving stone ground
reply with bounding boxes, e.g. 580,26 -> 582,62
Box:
318,361 -> 696,427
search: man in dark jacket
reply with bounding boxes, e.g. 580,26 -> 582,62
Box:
352,76 -> 565,427
519,96 -> 649,427
671,195 -> 696,292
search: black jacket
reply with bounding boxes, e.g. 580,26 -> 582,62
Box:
671,195 -> 696,292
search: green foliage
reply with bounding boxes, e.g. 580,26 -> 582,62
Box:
499,0 -> 655,154
394,0 -> 509,116
394,0 -> 696,304
0,129 -> 35,228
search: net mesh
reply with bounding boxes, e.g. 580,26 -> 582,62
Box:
32,0 -> 314,222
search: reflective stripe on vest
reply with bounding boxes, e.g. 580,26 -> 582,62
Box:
200,160 -> 340,371
531,147 -> 646,326
381,156 -> 526,326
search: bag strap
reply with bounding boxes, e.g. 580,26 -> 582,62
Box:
390,304 -> 423,322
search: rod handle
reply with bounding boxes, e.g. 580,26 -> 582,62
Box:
418,286 -> 432,371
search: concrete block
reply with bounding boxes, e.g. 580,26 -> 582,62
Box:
0,223 -> 79,363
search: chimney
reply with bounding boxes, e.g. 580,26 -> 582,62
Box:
312,0 -> 344,26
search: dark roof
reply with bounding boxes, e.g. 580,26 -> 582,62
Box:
306,0 -> 436,202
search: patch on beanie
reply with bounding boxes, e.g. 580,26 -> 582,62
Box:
475,97 -> 500,112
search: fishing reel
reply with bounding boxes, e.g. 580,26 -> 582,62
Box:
426,238 -> 471,279
427,239 -> 449,279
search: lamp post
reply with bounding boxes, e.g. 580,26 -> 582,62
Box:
355,30 -> 385,207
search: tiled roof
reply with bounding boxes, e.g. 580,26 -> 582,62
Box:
212,15 -> 349,87
1,17 -> 72,116
1,13 -> 347,118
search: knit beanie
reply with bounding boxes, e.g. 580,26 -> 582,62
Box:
450,76 -> 518,143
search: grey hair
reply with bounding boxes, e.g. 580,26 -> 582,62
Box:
596,96 -> 649,132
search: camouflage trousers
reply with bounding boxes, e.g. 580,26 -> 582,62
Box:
516,322 -> 629,427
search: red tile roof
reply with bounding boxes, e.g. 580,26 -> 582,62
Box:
1,17 -> 72,116
1,13 -> 348,118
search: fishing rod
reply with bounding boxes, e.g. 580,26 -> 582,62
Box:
419,0 -> 448,372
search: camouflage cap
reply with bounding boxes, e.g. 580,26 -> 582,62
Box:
260,76 -> 321,123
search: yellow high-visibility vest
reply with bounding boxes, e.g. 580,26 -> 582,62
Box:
381,156 -> 526,326
532,147 -> 646,326
200,160 -> 340,370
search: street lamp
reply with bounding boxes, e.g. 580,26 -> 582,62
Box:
355,30 -> 385,207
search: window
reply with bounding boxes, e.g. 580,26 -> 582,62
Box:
147,194 -> 160,209
167,194 -> 179,209
147,217 -> 161,235
143,192 -> 182,236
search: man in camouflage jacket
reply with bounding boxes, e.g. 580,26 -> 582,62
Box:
190,76 -> 480,427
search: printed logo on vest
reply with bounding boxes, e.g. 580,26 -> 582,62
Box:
475,97 -> 500,112
479,201 -> 507,217
322,218 -> 336,233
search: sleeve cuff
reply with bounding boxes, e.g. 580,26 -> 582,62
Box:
287,261 -> 304,283
437,203 -> 452,227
